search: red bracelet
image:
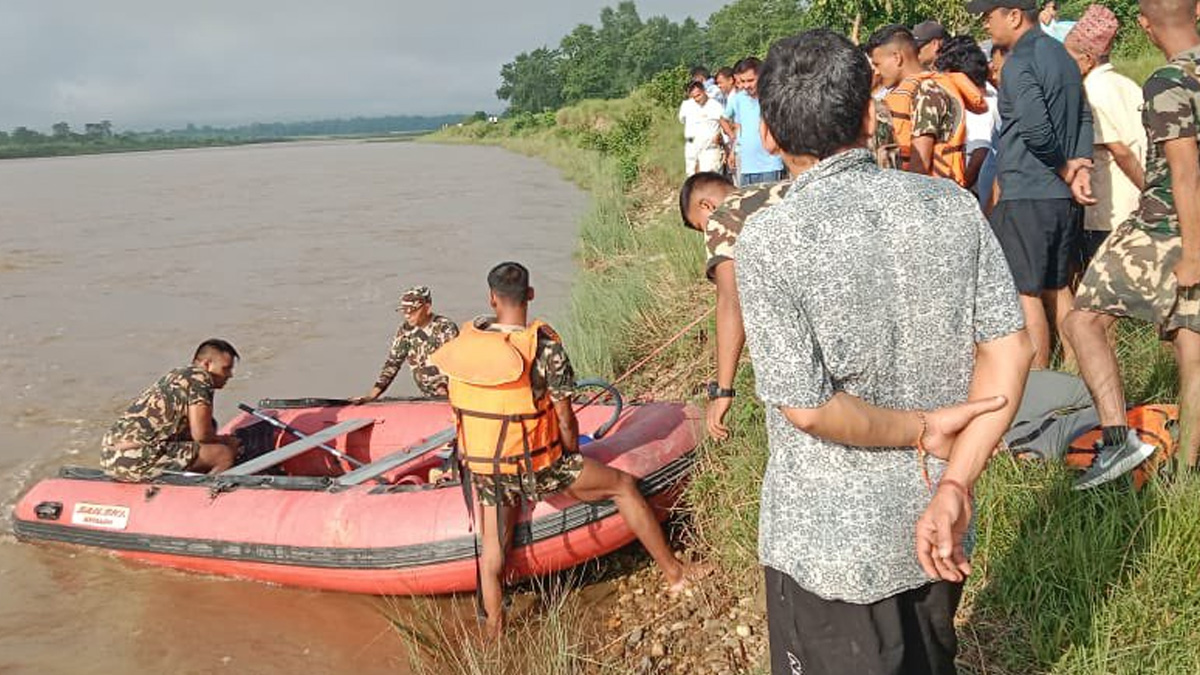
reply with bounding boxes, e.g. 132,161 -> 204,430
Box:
937,478 -> 973,501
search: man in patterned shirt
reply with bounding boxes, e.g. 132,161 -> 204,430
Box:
740,30 -> 1032,673
353,285 -> 459,401
1065,0 -> 1200,487
100,339 -> 242,481
432,262 -> 707,637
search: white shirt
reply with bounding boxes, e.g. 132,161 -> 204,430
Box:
966,85 -> 1000,207
1083,63 -> 1147,231
678,98 -> 724,148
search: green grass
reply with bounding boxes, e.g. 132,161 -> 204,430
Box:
427,90 -> 1200,673
1114,51 -> 1166,86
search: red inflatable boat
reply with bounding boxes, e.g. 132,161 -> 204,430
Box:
12,393 -> 700,595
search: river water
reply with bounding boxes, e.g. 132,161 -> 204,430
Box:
0,140 -> 586,674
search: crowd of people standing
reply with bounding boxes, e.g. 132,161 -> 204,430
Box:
679,0 -> 1200,671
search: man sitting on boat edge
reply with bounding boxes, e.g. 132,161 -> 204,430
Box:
100,339 -> 242,482
429,261 -> 710,638
353,284 -> 459,402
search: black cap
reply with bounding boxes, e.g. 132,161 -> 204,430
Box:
912,20 -> 946,46
966,0 -> 1037,14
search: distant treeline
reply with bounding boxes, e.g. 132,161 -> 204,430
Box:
0,114 -> 468,160
497,0 -> 1151,114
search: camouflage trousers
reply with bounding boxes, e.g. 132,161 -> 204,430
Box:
1076,221 -> 1200,338
100,435 -> 201,482
471,451 -> 585,507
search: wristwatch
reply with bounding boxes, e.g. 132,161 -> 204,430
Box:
707,382 -> 736,400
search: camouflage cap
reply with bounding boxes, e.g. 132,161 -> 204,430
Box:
397,285 -> 432,310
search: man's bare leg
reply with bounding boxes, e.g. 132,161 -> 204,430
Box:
1063,310 -> 1126,426
1171,328 -> 1200,467
1022,294 -> 1052,369
190,443 -> 237,474
1046,286 -> 1077,366
477,500 -> 519,638
565,457 -> 695,588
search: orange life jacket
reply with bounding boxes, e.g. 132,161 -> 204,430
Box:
882,71 -> 987,186
428,319 -> 562,476
1066,404 -> 1177,491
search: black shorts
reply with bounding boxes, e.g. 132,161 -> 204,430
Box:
990,198 -> 1082,294
764,567 -> 962,675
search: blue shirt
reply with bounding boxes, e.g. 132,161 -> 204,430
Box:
724,91 -> 784,174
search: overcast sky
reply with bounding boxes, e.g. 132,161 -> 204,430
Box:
0,0 -> 733,132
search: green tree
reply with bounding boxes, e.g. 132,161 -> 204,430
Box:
559,23 -> 613,102
706,0 -> 805,66
51,122 -> 71,138
11,126 -> 42,144
804,0 -> 970,43
496,47 -> 565,113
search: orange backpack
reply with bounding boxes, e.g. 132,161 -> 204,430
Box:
1066,404 -> 1178,490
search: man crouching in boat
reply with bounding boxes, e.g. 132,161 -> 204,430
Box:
353,285 -> 459,401
99,339 -> 242,482
430,262 -> 706,637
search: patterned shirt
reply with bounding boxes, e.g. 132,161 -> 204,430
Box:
705,181 -> 791,280
736,148 -> 1023,603
473,317 -> 577,402
375,314 -> 460,397
911,78 -> 960,146
1132,46 -> 1200,236
104,366 -> 214,448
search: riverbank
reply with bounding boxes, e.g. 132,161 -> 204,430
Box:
420,87 -> 1200,673
0,131 -> 432,160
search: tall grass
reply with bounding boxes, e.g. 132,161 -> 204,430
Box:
428,88 -> 1200,673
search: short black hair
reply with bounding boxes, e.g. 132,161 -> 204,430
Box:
759,29 -> 872,159
679,172 -> 734,229
685,80 -> 704,95
935,36 -> 989,88
733,57 -> 762,75
193,338 -> 239,362
865,24 -> 917,54
715,67 -> 734,80
690,66 -> 710,80
487,261 -> 531,303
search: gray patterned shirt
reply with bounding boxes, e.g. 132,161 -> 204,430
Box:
736,148 -> 1023,603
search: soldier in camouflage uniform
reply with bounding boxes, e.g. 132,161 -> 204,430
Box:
446,262 -> 707,638
1065,0 -> 1200,487
679,173 -> 789,440
100,339 -> 242,482
354,285 -> 459,401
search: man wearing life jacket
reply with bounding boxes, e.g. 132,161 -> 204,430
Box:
867,24 -> 988,187
429,262 -> 704,637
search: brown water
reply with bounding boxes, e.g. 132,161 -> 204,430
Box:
0,140 -> 586,674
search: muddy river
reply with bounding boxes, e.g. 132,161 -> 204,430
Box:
0,140 -> 586,674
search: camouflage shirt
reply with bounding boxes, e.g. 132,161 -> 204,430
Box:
911,78 -> 961,147
1133,46 -> 1200,236
375,314 -> 460,397
104,366 -> 213,448
705,181 -> 792,281
871,98 -> 901,170
473,316 -> 577,402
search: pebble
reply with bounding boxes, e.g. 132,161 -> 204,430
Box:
669,621 -> 688,632
650,641 -> 666,658
627,627 -> 645,648
703,619 -> 721,631
735,624 -> 752,638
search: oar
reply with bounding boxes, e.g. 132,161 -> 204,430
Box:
238,403 -> 367,469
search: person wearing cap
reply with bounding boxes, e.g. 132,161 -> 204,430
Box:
973,0 -> 1095,370
1065,4 -> 1147,264
913,20 -> 947,69
353,286 -> 459,401
1065,0 -> 1200,488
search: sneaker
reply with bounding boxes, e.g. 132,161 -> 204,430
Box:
1073,430 -> 1157,491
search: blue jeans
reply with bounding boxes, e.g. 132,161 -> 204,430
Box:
739,170 -> 786,187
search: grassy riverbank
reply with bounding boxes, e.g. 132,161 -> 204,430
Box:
418,85 -> 1200,673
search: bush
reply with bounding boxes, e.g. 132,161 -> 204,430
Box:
635,65 -> 692,112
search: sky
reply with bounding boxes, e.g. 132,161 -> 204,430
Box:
0,0 -> 732,132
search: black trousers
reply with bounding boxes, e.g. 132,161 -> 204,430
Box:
765,567 -> 962,675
